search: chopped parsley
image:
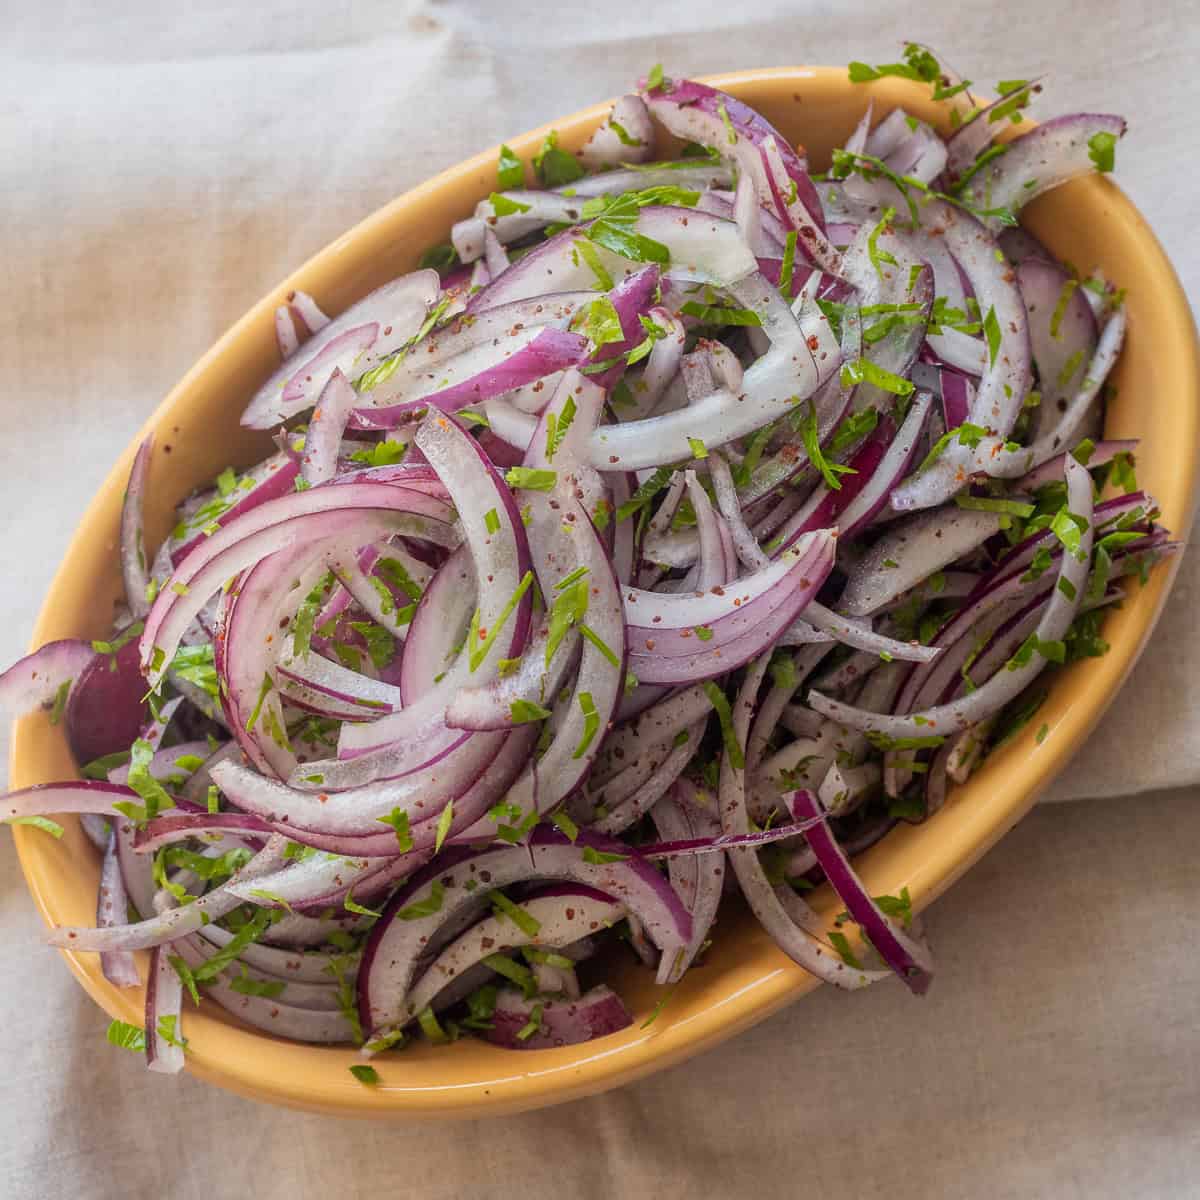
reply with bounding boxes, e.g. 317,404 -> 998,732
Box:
496,143 -> 525,190
510,699 -> 553,724
581,846 -> 628,865
840,357 -> 915,397
544,394 -> 577,461
4,814 -> 64,837
533,130 -> 585,187
467,569 -> 535,671
1088,130 -> 1117,173
573,691 -> 600,759
795,400 -> 856,490
491,890 -> 541,938
702,681 -> 745,770
106,1019 -> 146,1053
396,881 -> 445,921
489,192 -> 532,217
504,467 -> 557,491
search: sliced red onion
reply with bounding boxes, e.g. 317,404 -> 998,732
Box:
586,718 -> 700,834
945,717 -> 996,786
975,307 -> 1127,479
212,732 -> 507,838
580,94 -> 655,169
170,935 -> 355,1043
241,271 -> 440,429
586,265 -> 837,470
836,391 -> 933,536
106,739 -> 208,788
275,652 -> 404,715
46,835 -> 289,952
1015,439 -> 1137,493
592,683 -> 712,788
275,304 -> 302,358
643,78 -> 823,226
349,327 -> 588,429
1017,258 -> 1099,440
352,293 -> 592,415
398,544 -> 474,702
798,601 -> 939,663
709,452 -> 768,570
168,451 -> 301,568
839,507 -> 1005,617
142,482 -> 457,680
811,456 -> 1094,737
624,530 -> 836,685
97,832 -> 140,989
132,811 -> 272,854
889,204 -> 1033,510
2,779 -> 141,820
960,114 -> 1127,233
145,945 -> 185,1074
817,759 -> 881,817
648,783 -> 723,981
319,420 -> 532,780
0,639 -> 95,721
357,830 -> 691,1036
483,984 -> 633,1049
300,370 -> 358,486
773,415 -> 896,553
461,503 -> 625,835
120,436 -> 155,618
789,788 -> 932,993
400,889 -> 625,1027
719,655 -> 887,989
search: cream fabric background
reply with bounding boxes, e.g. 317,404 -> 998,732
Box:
1,2 -> 1197,1196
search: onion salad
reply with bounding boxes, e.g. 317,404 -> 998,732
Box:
3,50 -> 1173,1079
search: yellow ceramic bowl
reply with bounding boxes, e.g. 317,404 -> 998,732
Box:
11,68 -> 1199,1119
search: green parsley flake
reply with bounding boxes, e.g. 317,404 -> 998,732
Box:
489,192 -> 532,217
510,699 -> 552,724
578,295 -> 625,351
795,400 -> 856,491
497,143 -> 524,190
955,495 -> 1036,518
468,569 -> 535,672
702,680 -> 745,770
349,1064 -> 381,1086
492,890 -> 541,937
504,467 -> 557,491
397,880 -> 445,921
678,300 -> 762,327
106,1019 -> 146,1053
533,130 -> 585,187
434,799 -> 454,854
419,243 -> 458,271
550,809 -> 579,841
573,692 -> 600,760
827,930 -> 863,969
4,814 -> 64,838
983,306 -> 1002,366
544,395 -> 577,462
516,1001 -> 545,1042
581,845 -> 629,865
1088,131 -> 1117,173
779,230 -> 798,297
840,357 -> 915,398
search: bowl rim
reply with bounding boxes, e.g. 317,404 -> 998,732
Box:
10,65 -> 1200,1119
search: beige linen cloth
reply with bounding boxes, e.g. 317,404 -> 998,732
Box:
1,3 -> 1198,1197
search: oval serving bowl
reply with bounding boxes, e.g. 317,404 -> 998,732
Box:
11,68 -> 1199,1119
